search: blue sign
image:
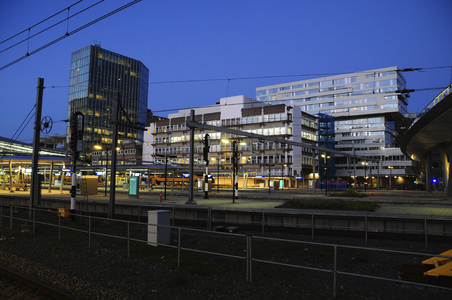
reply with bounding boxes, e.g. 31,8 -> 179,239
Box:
62,168 -> 73,172
296,177 -> 304,179
183,173 -> 190,178
256,175 -> 264,178
432,179 -> 437,183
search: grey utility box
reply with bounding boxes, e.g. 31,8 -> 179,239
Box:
147,210 -> 171,246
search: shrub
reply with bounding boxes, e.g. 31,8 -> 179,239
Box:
330,189 -> 368,198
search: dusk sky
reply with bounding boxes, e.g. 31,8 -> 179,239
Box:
1,0 -> 451,144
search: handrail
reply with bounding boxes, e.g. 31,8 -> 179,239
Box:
409,83 -> 452,129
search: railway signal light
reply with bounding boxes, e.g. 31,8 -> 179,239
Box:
203,134 -> 210,166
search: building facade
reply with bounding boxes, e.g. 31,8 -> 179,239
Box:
256,67 -> 419,188
91,140 -> 143,167
67,44 -> 149,160
145,95 -> 318,188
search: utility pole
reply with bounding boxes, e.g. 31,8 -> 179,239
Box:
29,78 -> 44,217
70,111 -> 84,220
186,110 -> 196,204
108,92 -> 120,219
203,134 -> 210,199
232,140 -> 238,202
156,154 -> 176,200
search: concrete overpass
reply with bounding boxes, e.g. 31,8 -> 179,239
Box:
401,84 -> 452,197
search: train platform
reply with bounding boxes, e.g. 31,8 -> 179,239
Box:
2,186 -> 452,218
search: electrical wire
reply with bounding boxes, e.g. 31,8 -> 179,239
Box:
0,0 -> 84,46
0,0 -> 142,71
0,106 -> 36,161
0,0 -> 105,55
44,66 -> 452,89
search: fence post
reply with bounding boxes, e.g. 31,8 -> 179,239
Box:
58,213 -> 61,241
0,205 -> 2,228
32,208 -> 36,235
10,206 -> 13,229
333,245 -> 337,298
127,221 -> 130,258
365,216 -> 368,243
262,212 -> 265,235
246,235 -> 253,282
177,227 -> 181,268
424,218 -> 428,248
89,216 -> 91,250
312,214 -> 315,239
172,206 -> 175,227
207,207 -> 211,231
138,205 -> 141,223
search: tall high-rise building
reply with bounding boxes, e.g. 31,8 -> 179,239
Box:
256,67 -> 420,188
67,44 -> 149,160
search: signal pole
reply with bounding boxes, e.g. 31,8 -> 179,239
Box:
29,78 -> 44,217
203,134 -> 210,199
70,111 -> 84,220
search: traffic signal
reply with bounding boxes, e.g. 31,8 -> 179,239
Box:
203,134 -> 210,165
70,112 -> 84,159
232,141 -> 238,168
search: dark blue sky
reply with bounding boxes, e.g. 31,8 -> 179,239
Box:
1,0 -> 451,143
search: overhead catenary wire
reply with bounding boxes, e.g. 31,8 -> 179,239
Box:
44,66 -> 452,89
40,67 -> 451,119
0,105 -> 36,161
0,0 -> 142,71
0,0 -> 105,55
0,0 -> 85,46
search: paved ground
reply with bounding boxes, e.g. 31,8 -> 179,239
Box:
2,186 -> 452,218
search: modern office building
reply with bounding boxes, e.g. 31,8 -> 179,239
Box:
145,95 -> 318,188
67,44 -> 149,160
256,67 -> 420,188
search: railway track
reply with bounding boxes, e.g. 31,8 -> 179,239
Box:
5,203 -> 452,244
0,266 -> 78,300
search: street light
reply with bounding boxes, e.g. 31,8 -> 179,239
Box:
388,166 -> 393,190
361,162 -> 368,192
321,154 -> 330,196
348,171 -> 352,189
156,154 -> 177,200
265,164 -> 274,194
94,145 -> 119,196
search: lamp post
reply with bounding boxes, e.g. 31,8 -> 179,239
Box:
156,154 -> 177,200
388,166 -> 393,190
321,154 -> 330,196
348,171 -> 352,189
265,164 -> 274,194
94,145 -> 119,197
217,156 -> 220,194
362,162 -> 368,192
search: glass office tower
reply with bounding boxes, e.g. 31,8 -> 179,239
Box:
67,45 -> 149,160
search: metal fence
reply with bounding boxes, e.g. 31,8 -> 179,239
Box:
1,204 -> 452,298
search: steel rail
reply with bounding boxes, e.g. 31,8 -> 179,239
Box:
0,266 -> 79,300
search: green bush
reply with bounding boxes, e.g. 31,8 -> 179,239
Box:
330,189 -> 368,198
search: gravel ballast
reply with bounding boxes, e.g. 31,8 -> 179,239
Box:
1,221 -> 452,300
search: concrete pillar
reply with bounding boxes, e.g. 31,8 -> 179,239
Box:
448,143 -> 452,199
9,160 -> 13,193
48,162 -> 54,193
440,142 -> 449,191
426,151 -> 432,193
